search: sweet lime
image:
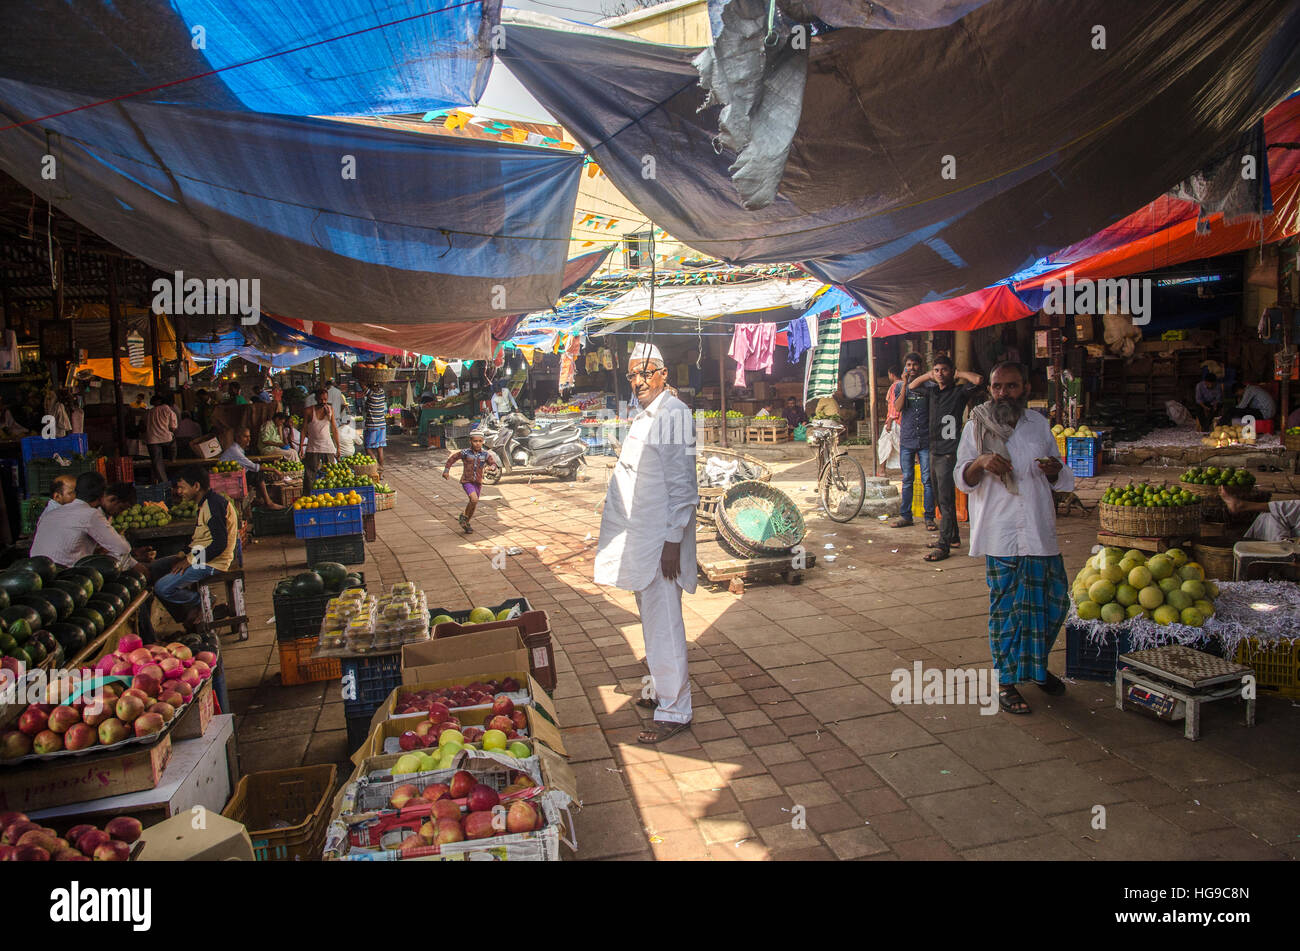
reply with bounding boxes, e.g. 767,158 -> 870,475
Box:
1152,605 -> 1180,625
1076,600 -> 1102,621
1138,585 -> 1165,610
1127,566 -> 1152,589
1115,584 -> 1139,607
1088,580 -> 1117,605
1099,602 -> 1126,624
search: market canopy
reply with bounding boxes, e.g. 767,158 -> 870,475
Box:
499,1 -> 1300,319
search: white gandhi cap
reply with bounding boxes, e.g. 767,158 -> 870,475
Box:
629,342 -> 664,364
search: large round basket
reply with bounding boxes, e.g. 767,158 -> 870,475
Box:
716,480 -> 806,558
1098,499 -> 1201,537
352,364 -> 397,384
697,448 -> 772,522
1190,541 -> 1234,582
349,461 -> 380,480
374,491 -> 396,512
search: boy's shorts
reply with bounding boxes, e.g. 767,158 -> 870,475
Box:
463,482 -> 481,498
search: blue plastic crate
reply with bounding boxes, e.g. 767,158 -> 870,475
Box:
293,503 -> 364,539
340,653 -> 403,718
1067,455 -> 1098,478
309,483 -> 375,515
1065,435 -> 1099,458
21,434 -> 88,467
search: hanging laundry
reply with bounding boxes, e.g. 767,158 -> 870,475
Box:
559,334 -> 581,389
785,317 -> 812,363
729,322 -> 776,388
804,308 -> 842,404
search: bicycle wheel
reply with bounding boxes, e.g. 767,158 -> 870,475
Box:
820,452 -> 866,522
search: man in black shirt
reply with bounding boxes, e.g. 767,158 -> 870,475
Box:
890,353 -> 934,528
907,354 -> 982,560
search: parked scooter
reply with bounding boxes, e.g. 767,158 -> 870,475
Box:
480,412 -> 586,482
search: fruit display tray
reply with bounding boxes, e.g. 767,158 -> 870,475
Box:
0,674 -> 204,767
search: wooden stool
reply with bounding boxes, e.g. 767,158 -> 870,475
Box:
195,569 -> 250,642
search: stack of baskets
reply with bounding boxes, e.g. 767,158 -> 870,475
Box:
697,447 -> 771,523
1098,490 -> 1201,537
374,491 -> 395,511
716,481 -> 806,559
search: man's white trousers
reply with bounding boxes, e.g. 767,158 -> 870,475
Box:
635,572 -> 692,724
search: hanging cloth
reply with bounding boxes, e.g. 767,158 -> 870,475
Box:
559,334 -> 581,389
785,318 -> 812,363
804,309 -> 842,404
728,322 -> 776,388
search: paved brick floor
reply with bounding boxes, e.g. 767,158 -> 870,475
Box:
227,440 -> 1300,860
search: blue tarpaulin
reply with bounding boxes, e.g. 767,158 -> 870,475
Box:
500,2 -> 1300,319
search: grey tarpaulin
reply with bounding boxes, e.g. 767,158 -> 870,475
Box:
500,2 -> 1300,319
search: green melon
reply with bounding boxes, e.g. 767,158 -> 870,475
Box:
14,594 -> 57,629
73,609 -> 105,637
61,566 -> 103,594
77,555 -> 120,585
314,562 -> 348,591
0,569 -> 42,601
50,578 -> 91,610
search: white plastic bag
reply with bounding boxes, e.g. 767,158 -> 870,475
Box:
877,422 -> 901,470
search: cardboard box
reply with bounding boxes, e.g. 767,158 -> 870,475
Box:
0,734 -> 173,812
374,670 -> 557,732
30,716 -> 237,829
136,811 -> 254,861
194,437 -> 221,459
354,703 -> 565,765
171,679 -> 215,741
424,612 -> 556,691
401,627 -> 526,678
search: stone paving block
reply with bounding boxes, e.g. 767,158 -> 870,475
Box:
701,737 -> 749,760
822,825 -> 890,859
303,730 -> 349,766
960,832 -> 1090,861
1193,778 -> 1300,846
797,684 -> 894,723
939,724 -> 1060,771
757,822 -> 821,852
574,800 -> 650,859
830,711 -> 939,757
1046,802 -> 1204,860
754,742 -> 804,766
237,734 -> 310,774
1114,738 -> 1260,789
1190,828 -> 1289,860
988,758 -> 1130,817
868,745 -> 989,798
908,786 -> 1052,850
831,649 -> 908,678
1150,801 -> 1239,835
639,802 -> 699,833
768,661 -> 854,693
697,814 -> 755,845
572,759 -> 633,805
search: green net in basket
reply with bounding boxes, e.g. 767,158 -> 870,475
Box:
716,481 -> 806,558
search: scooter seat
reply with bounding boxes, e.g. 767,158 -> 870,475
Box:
524,430 -> 573,450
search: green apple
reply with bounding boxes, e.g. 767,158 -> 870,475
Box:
393,753 -> 423,775
438,729 -> 464,748
482,729 -> 508,751
508,741 -> 532,759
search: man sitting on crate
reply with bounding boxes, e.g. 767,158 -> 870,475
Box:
1221,487 -> 1300,541
147,465 -> 239,633
955,362 -> 1073,715
595,342 -> 699,745
218,427 -> 284,510
32,472 -> 152,570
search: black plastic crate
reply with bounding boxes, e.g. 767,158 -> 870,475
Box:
25,459 -> 94,497
135,482 -> 173,503
341,652 -> 402,718
306,534 -> 365,566
273,571 -> 365,641
345,711 -> 374,756
1064,621 -> 1132,681
252,506 -> 295,537
426,597 -> 532,625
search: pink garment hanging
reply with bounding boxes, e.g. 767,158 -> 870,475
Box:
729,322 -> 776,387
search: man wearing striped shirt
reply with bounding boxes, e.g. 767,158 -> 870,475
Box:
363,383 -> 388,471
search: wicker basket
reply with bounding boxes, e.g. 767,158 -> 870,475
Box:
374,491 -> 395,511
352,365 -> 397,383
1190,542 -> 1234,582
222,765 -> 337,861
716,480 -> 806,558
349,461 -> 380,480
697,448 -> 772,522
1285,432 -> 1300,452
1098,499 -> 1201,536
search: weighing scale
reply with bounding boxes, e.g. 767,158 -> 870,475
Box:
1115,645 -> 1255,741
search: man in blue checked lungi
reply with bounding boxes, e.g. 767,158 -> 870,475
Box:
955,362 -> 1074,715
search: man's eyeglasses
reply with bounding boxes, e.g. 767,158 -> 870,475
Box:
626,367 -> 665,382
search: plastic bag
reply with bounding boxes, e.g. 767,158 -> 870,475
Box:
793,423 -> 807,442
877,422 -> 901,470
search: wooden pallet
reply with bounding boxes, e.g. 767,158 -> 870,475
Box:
745,425 -> 790,444
697,535 -> 815,585
1096,529 -> 1195,554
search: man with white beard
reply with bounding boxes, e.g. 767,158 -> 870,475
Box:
955,362 -> 1073,715
595,342 -> 698,744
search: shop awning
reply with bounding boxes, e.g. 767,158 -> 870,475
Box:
498,2 -> 1300,319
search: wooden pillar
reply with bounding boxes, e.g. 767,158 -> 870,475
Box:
718,335 -> 728,448
1281,247 -> 1295,428
107,259 -> 127,452
150,309 -> 163,389
867,319 -> 878,477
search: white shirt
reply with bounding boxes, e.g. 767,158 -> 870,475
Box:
337,419 -> 356,457
218,441 -> 259,472
1239,385 -> 1276,420
31,499 -> 134,568
595,390 -> 699,592
327,386 -> 347,421
491,390 -> 516,417
954,410 -> 1074,558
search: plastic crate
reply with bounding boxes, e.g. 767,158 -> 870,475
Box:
306,534 -> 365,566
426,597 -> 532,625
252,506 -> 295,537
345,712 -> 373,755
294,504 -> 363,539
21,433 -> 88,466
1065,435 -> 1099,459
1234,638 -> 1300,699
25,458 -> 95,497
135,482 -> 173,503
222,765 -> 337,861
1067,454 -> 1098,478
1064,622 -> 1132,681
209,469 -> 247,500
19,497 -> 49,536
309,483 -> 375,515
273,572 -> 366,641
341,653 -> 403,718
278,635 -> 343,685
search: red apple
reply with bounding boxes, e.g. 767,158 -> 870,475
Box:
389,784 -> 418,809
158,657 -> 183,677
507,800 -> 539,834
117,634 -> 144,654
127,648 -> 152,666
93,840 -> 130,861
487,715 -> 513,734
115,695 -> 145,724
97,718 -> 130,745
109,659 -> 134,677
13,845 -> 50,861
147,701 -> 176,722
467,784 -> 500,813
63,723 -> 97,751
80,699 -> 111,727
431,800 -> 461,824
122,687 -> 150,704
398,731 -> 421,752
179,669 -> 201,689
0,730 -> 32,760
413,720 -> 437,738
17,707 -> 48,737
65,824 -> 95,847
463,812 -> 496,840
133,712 -> 165,738
53,848 -> 90,861
190,661 -> 212,680
158,690 -> 184,708
500,677 -> 520,692
105,816 -> 143,843
33,729 -> 63,754
3,821 -> 40,846
196,651 -> 217,667
491,695 -> 515,718
17,830 -> 63,853
77,829 -> 111,857
418,820 -> 435,842
448,770 -> 476,799
426,702 -> 450,725
173,680 -> 194,701
46,705 -> 81,734
434,821 -> 465,844
461,727 -> 484,743
166,643 -> 193,660
421,783 -> 450,803
0,812 -> 27,836
0,845 -> 13,861
138,663 -> 164,682
511,710 -> 528,730
505,730 -> 521,740
420,732 -> 439,749
398,832 -> 426,856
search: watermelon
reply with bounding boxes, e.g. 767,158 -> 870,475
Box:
62,566 -> 103,594
117,573 -> 144,598
50,578 -> 91,610
76,555 -> 120,585
24,638 -> 46,664
0,569 -> 41,600
73,609 -> 105,637
15,556 -> 56,586
5,645 -> 31,666
289,571 -> 325,596
0,588 -> 9,614
38,587 -> 76,621
2,612 -> 34,643
32,631 -> 62,666
314,562 -> 348,591
49,622 -> 88,654
14,595 -> 57,629
88,595 -> 123,622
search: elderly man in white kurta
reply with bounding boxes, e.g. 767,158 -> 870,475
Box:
595,343 -> 698,744
955,362 -> 1074,716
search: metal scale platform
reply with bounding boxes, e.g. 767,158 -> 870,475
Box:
1115,645 -> 1255,741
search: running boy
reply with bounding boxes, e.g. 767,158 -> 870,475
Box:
442,432 -> 499,533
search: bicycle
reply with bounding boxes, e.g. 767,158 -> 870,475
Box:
808,419 -> 865,522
